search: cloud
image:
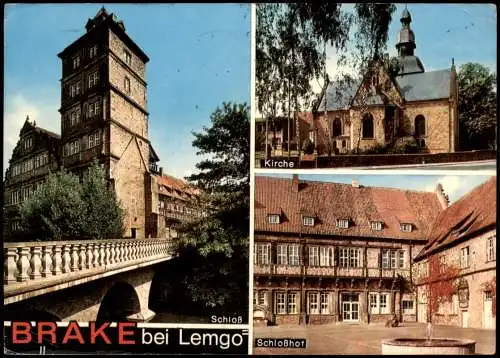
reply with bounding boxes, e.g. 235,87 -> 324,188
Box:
425,175 -> 492,203
3,93 -> 59,172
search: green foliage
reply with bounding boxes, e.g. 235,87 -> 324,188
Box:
173,102 -> 249,313
391,137 -> 419,154
20,160 -> 125,240
256,3 -> 397,153
302,138 -> 315,154
458,63 -> 497,150
80,160 -> 125,239
20,169 -> 84,240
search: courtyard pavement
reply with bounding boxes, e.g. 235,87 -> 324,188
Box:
252,322 -> 496,355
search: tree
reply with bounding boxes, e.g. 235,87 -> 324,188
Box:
20,160 -> 125,241
20,169 -> 85,241
173,102 -> 249,314
256,3 -> 397,158
458,63 -> 497,150
80,160 -> 125,239
418,255 -> 460,338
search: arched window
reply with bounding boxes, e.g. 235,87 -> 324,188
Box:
332,117 -> 342,137
362,113 -> 374,139
415,115 -> 426,137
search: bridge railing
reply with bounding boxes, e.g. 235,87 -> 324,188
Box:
4,238 -> 174,285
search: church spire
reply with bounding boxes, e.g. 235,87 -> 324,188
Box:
396,6 -> 416,57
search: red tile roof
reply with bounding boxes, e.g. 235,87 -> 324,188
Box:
255,176 -> 444,241
156,173 -> 200,200
415,176 -> 496,261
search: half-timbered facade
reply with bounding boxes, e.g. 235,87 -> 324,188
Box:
3,118 -> 61,240
253,175 -> 446,325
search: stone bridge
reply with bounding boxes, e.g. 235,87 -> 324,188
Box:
4,238 -> 174,322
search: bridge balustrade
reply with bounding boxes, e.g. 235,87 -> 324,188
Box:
4,238 -> 173,285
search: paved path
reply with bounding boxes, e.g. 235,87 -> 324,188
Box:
253,322 -> 496,355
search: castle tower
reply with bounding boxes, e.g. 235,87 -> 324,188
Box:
57,8 -> 152,238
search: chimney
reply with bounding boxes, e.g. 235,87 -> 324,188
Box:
352,179 -> 360,188
292,174 -> 299,192
435,183 -> 449,209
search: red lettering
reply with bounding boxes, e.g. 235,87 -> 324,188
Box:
12,322 -> 32,344
118,322 -> 136,345
62,321 -> 84,344
37,322 -> 57,344
90,322 -> 111,344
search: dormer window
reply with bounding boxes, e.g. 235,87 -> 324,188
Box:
336,219 -> 349,229
268,214 -> 280,224
303,216 -> 315,226
371,221 -> 383,231
400,223 -> 413,233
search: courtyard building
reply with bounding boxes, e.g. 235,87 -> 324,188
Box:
253,175 -> 446,325
413,176 -> 496,330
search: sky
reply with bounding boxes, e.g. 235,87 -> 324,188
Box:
255,173 -> 494,204
4,4 -> 250,179
315,3 -> 497,92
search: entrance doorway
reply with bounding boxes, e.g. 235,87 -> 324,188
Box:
131,228 -> 137,239
483,291 -> 494,329
461,310 -> 469,328
341,293 -> 359,322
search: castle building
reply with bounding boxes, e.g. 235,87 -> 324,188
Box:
149,173 -> 204,239
253,175 -> 446,325
3,118 -> 61,240
56,7 -> 155,239
3,8 -> 199,241
256,7 -> 460,157
413,177 -> 496,329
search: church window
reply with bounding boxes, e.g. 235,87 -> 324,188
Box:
415,115 -> 426,137
362,113 -> 374,139
332,117 -> 342,137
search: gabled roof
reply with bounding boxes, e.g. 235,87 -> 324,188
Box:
255,176 -> 444,241
414,176 -> 496,261
149,143 -> 160,162
19,118 -> 60,139
395,69 -> 451,102
156,173 -> 200,198
317,66 -> 451,111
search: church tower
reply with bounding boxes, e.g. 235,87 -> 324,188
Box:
395,7 -> 425,75
57,8 -> 154,238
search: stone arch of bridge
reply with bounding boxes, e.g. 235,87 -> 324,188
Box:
96,281 -> 142,322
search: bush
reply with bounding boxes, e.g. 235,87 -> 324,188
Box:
391,137 -> 419,154
302,138 -> 315,155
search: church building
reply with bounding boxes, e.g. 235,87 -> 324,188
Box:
310,7 -> 459,155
